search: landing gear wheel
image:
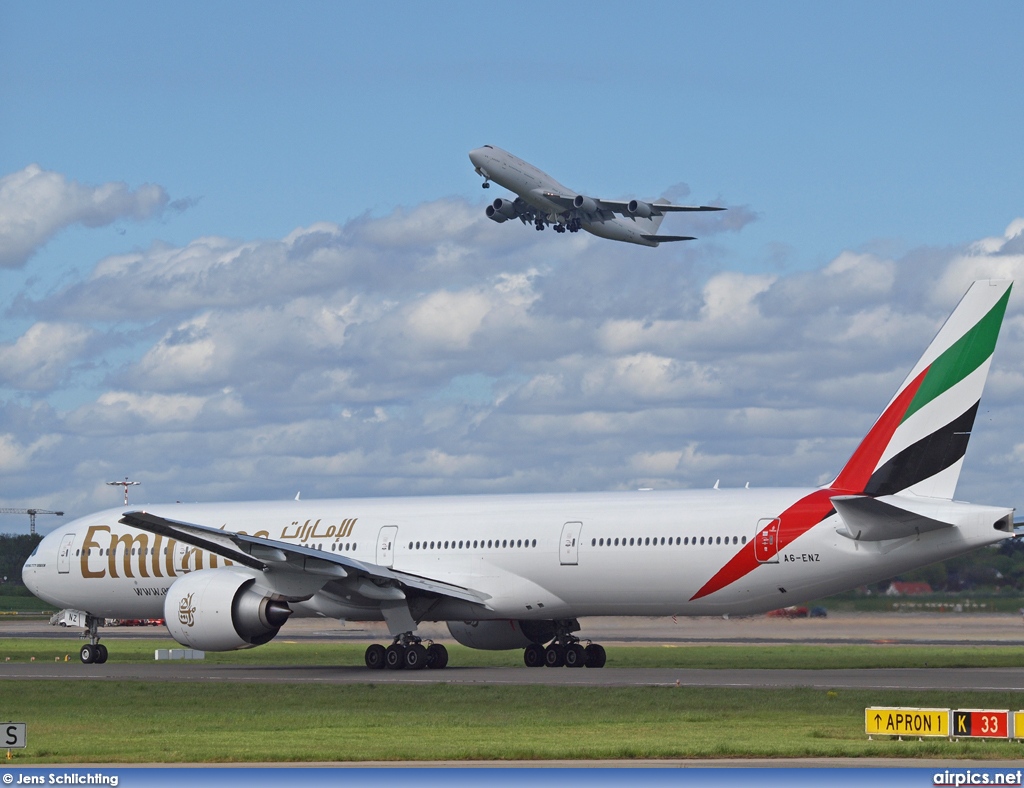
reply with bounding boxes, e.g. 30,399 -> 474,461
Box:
544,644 -> 565,668
585,643 -> 606,668
364,643 -> 386,669
564,643 -> 586,668
385,643 -> 406,670
95,644 -> 108,664
80,644 -> 96,664
404,643 -> 427,670
426,643 -> 448,669
523,642 -> 545,668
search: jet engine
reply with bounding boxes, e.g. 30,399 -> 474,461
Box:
573,195 -> 598,214
486,197 -> 519,224
447,619 -> 556,650
164,568 -> 292,651
484,205 -> 507,223
627,199 -> 653,218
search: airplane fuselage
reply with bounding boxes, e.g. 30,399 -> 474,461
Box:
24,487 -> 1011,625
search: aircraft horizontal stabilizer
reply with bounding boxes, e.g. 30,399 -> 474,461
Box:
831,495 -> 953,541
641,235 -> 696,243
654,205 -> 726,213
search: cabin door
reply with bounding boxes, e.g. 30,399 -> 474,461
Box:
754,518 -> 781,563
559,521 -> 582,566
376,526 -> 399,568
57,534 -> 75,574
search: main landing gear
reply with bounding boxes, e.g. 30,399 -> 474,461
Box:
79,615 -> 108,664
523,623 -> 606,669
365,633 -> 448,671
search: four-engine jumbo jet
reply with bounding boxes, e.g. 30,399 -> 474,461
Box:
23,280 -> 1018,671
469,145 -> 725,247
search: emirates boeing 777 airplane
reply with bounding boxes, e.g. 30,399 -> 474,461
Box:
469,145 -> 725,246
23,280 -> 1017,670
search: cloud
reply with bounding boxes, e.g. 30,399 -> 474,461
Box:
0,165 -> 170,268
5,196 -> 1024,518
0,322 -> 96,390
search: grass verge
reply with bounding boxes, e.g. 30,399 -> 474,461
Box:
1,682 -> 1023,763
3,637 -> 1024,669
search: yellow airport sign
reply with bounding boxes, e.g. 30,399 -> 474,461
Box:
1014,711 -> 1024,739
866,707 -> 949,737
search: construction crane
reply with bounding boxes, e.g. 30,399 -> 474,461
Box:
0,508 -> 64,536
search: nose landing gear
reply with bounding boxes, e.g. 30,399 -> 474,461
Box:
79,615 -> 108,664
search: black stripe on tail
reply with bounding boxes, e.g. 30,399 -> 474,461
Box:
863,402 -> 979,497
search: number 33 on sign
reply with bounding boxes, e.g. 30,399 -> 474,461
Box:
952,710 -> 1009,739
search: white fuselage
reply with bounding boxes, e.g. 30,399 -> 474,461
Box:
22,487 -> 1011,625
468,146 -> 666,246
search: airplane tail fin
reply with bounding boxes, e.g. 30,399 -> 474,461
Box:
830,279 -> 1012,500
648,199 -> 670,234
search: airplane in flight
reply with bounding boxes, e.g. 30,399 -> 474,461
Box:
23,280 -> 1017,670
469,145 -> 725,247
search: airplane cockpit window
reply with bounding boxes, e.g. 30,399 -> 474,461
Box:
29,544 -> 39,558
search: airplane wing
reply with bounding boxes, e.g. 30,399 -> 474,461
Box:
641,234 -> 696,243
598,199 -> 726,216
119,510 -> 491,608
538,190 -> 577,210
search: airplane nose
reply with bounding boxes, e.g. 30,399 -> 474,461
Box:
21,555 -> 39,596
468,147 -> 488,167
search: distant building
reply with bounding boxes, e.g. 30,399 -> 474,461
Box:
885,581 -> 933,596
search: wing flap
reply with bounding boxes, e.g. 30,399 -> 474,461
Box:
831,495 -> 954,541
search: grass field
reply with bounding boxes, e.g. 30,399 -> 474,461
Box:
3,637 -> 1024,669
1,681 -> 1023,763
4,638 -> 1024,763
0,594 -> 53,613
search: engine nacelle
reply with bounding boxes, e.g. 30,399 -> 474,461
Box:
573,195 -> 598,214
164,568 -> 292,651
485,204 -> 508,223
627,199 -> 653,218
491,197 -> 519,220
447,619 -> 556,651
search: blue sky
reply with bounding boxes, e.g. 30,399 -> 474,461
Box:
1,2 -> 1023,529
